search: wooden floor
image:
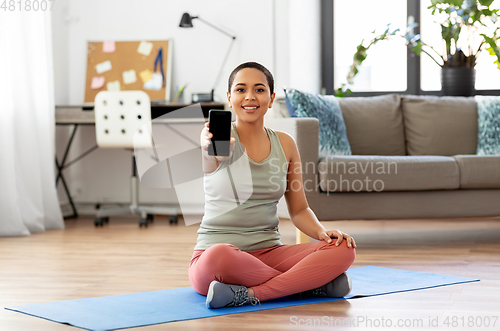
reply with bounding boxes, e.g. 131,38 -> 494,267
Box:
1,216 -> 499,331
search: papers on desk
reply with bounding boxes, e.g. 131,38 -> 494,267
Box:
103,41 -> 116,53
107,80 -> 121,91
91,76 -> 105,89
139,69 -> 153,83
84,40 -> 171,103
143,73 -> 163,90
137,41 -> 153,56
122,70 -> 137,85
95,60 -> 112,74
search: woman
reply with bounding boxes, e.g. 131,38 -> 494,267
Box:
189,62 -> 356,309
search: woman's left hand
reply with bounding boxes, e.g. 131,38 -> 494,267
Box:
318,229 -> 356,248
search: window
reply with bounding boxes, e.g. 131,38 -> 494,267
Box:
323,0 -> 500,95
333,0 -> 407,92
420,0 -> 500,91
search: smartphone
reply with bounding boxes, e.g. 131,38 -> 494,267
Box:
208,110 -> 232,157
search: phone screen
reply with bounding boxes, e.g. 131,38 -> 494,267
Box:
208,110 -> 232,157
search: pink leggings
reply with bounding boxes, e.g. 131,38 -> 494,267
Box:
188,240 -> 355,302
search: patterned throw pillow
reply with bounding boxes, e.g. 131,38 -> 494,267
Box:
476,96 -> 500,155
285,88 -> 352,157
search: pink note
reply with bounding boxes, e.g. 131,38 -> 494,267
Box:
103,41 -> 116,53
91,76 -> 105,89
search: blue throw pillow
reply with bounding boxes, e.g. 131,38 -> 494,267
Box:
475,96 -> 500,155
285,88 -> 351,157
284,93 -> 296,117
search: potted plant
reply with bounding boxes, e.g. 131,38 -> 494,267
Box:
336,0 -> 500,97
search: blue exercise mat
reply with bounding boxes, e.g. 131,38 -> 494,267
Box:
5,266 -> 478,331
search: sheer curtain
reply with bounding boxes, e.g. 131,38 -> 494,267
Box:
0,11 -> 64,236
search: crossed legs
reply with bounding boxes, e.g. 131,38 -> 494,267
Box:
189,240 -> 355,302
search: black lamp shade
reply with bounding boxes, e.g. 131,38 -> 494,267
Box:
177,12 -> 236,101
179,13 -> 194,27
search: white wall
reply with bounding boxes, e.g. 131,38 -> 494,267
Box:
53,0 -> 320,211
52,0 -> 70,105
58,0 -> 278,104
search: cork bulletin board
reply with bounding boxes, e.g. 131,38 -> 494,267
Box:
84,40 -> 172,103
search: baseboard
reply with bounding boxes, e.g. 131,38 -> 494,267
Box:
59,202 -> 204,218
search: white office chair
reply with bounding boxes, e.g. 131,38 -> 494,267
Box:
94,90 -> 178,227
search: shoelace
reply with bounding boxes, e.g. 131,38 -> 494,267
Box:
230,287 -> 261,307
248,296 -> 261,306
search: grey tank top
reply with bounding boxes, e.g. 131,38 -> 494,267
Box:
194,123 -> 288,251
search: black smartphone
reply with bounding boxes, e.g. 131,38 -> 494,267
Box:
208,110 -> 232,157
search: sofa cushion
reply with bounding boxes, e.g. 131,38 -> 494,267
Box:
338,94 -> 405,155
453,155 -> 500,189
402,95 -> 478,156
284,88 -> 351,157
475,96 -> 500,155
318,155 -> 460,192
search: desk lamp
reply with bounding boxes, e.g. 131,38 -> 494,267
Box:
179,12 -> 236,102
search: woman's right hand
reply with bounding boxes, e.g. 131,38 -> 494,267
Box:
201,122 -> 235,163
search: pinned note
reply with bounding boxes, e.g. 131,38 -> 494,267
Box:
122,69 -> 137,85
144,72 -> 163,90
107,80 -> 121,91
103,41 -> 116,53
139,69 -> 153,83
91,76 -> 105,89
96,60 -> 112,74
137,41 -> 153,56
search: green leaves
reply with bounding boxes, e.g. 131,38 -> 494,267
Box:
334,84 -> 353,98
411,41 -> 424,56
482,34 -> 500,69
479,0 -> 494,7
430,0 -> 464,7
335,0 -> 500,95
450,0 -> 465,7
346,25 -> 399,85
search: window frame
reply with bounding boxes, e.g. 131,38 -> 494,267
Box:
321,0 -> 500,96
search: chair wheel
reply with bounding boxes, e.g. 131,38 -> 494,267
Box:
139,218 -> 148,227
94,217 -> 106,227
169,215 -> 178,224
147,214 -> 154,223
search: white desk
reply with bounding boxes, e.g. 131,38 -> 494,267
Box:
55,103 -> 221,218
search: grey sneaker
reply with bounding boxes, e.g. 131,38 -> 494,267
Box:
206,281 -> 261,309
298,272 -> 352,298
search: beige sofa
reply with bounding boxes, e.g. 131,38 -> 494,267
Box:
266,94 -> 500,224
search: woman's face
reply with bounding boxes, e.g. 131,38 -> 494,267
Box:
227,68 -> 276,123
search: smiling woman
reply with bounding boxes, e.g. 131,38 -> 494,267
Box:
189,62 -> 356,309
227,62 -> 276,122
